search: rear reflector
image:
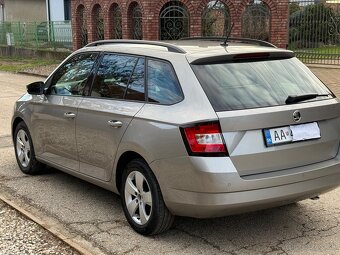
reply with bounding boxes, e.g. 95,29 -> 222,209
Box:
180,122 -> 228,156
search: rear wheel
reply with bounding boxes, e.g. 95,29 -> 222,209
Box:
121,159 -> 174,235
14,122 -> 45,174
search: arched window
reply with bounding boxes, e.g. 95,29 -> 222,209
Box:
242,0 -> 270,41
77,5 -> 88,47
111,4 -> 122,39
128,3 -> 143,40
202,0 -> 230,37
93,4 -> 104,40
160,1 -> 189,40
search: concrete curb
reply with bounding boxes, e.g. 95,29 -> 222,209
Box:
307,64 -> 340,69
0,191 -> 106,255
18,72 -> 48,78
0,71 -> 48,79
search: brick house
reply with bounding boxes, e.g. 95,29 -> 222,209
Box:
71,0 -> 289,50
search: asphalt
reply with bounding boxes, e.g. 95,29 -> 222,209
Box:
0,69 -> 340,255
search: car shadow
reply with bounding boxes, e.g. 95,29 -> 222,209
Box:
24,166 -> 336,254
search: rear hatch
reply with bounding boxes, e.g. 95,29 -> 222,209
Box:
191,53 -> 340,176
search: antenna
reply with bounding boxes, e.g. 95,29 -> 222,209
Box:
221,23 -> 234,47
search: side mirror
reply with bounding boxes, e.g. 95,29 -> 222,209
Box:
27,81 -> 45,95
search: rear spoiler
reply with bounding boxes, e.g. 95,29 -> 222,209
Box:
190,51 -> 295,65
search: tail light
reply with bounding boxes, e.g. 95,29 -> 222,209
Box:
180,121 -> 228,156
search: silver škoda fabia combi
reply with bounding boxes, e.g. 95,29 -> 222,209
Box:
12,39 -> 340,235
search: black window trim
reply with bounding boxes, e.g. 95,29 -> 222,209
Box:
87,52 -> 146,102
123,57 -> 144,100
84,51 -> 185,106
44,51 -> 100,97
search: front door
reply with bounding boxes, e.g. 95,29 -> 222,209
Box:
32,52 -> 98,171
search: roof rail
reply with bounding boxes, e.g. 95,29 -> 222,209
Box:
85,40 -> 187,53
179,37 -> 276,48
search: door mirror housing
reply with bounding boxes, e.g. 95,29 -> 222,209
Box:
27,81 -> 45,95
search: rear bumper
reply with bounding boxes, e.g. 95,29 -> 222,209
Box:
150,154 -> 340,218
164,173 -> 339,218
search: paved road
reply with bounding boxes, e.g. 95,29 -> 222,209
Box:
0,70 -> 339,255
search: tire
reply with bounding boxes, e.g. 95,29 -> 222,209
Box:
121,159 -> 174,235
14,121 -> 45,175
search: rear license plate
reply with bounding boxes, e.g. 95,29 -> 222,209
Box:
263,122 -> 320,147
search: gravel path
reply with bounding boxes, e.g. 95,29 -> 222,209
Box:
0,200 -> 79,255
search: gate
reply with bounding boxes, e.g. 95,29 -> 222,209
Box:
160,1 -> 189,40
112,5 -> 122,39
241,1 -> 270,41
94,6 -> 104,40
288,0 -> 340,65
132,5 -> 142,40
202,0 -> 230,37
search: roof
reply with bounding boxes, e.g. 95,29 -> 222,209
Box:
78,39 -> 293,63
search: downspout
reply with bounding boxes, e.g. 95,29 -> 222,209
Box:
0,4 -> 4,22
46,0 -> 51,43
46,0 -> 50,21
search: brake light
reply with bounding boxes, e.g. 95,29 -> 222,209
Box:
233,53 -> 270,60
180,122 -> 228,156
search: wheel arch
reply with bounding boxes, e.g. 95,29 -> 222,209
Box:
12,117 -> 25,139
115,151 -> 147,193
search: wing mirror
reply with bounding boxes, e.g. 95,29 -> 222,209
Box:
27,81 -> 45,95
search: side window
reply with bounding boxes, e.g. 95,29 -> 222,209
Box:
91,54 -> 138,99
125,58 -> 145,101
47,53 -> 97,96
147,59 -> 183,104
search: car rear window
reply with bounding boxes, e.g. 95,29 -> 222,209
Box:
191,57 -> 333,111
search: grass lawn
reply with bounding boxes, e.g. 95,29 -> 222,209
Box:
312,46 -> 340,54
290,45 -> 340,63
290,45 -> 340,55
0,56 -> 59,72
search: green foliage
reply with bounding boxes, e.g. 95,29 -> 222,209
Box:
289,3 -> 336,48
289,2 -> 300,15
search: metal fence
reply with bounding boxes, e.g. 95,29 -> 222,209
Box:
288,0 -> 340,65
0,21 -> 72,50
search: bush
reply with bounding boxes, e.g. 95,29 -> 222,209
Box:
289,3 -> 336,48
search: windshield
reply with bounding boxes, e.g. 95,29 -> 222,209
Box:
191,57 -> 333,111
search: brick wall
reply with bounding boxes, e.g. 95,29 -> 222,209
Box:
71,0 -> 289,50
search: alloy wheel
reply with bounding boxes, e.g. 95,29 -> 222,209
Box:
124,171 -> 153,225
16,129 -> 31,168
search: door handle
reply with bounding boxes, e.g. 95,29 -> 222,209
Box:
108,120 -> 123,128
64,112 -> 76,119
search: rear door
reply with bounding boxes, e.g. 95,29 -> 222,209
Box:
192,56 -> 340,176
76,53 -> 145,181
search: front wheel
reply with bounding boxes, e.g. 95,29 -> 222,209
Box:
121,159 -> 174,235
14,121 -> 45,174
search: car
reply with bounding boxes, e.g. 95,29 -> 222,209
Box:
12,38 -> 340,235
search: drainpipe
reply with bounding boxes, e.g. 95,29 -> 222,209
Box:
0,4 -> 4,22
46,0 -> 51,43
46,0 -> 50,21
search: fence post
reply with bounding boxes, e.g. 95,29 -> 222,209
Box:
18,21 -> 22,47
51,21 -> 56,50
34,22 -> 39,48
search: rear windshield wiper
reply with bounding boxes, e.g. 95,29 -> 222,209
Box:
285,93 -> 331,104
